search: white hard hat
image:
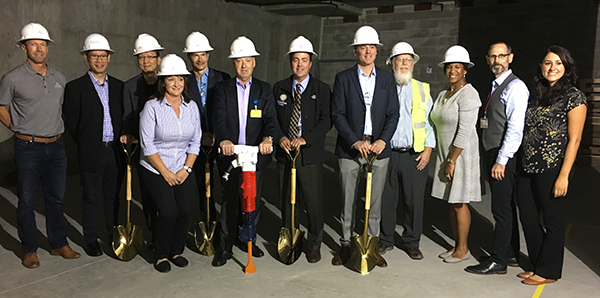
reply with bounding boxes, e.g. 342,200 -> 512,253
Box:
438,45 -> 474,68
17,22 -> 53,45
80,33 -> 114,54
156,54 -> 191,76
350,26 -> 382,47
228,36 -> 260,59
182,31 -> 214,53
286,36 -> 317,57
133,33 -> 164,56
386,42 -> 419,65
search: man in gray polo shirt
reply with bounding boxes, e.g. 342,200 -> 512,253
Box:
0,23 -> 80,268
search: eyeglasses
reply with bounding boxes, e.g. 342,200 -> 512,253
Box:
137,55 -> 158,61
88,54 -> 109,60
395,57 -> 413,63
487,53 -> 510,60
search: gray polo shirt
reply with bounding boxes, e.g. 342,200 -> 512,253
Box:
0,61 -> 66,137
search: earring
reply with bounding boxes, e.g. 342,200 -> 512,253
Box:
463,75 -> 466,77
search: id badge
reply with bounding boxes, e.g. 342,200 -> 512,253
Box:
480,117 -> 488,129
250,109 -> 262,118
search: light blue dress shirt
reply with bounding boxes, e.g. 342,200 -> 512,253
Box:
389,79 -> 436,150
196,68 -> 209,107
88,71 -> 113,142
139,97 -> 201,175
237,78 -> 252,145
357,66 -> 376,136
292,74 -> 310,136
490,69 -> 529,165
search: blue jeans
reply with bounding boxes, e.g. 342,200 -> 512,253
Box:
15,137 -> 68,253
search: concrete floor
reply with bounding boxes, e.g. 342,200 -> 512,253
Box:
0,134 -> 599,298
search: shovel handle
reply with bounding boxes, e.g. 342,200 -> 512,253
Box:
204,163 -> 210,198
290,168 -> 297,205
365,172 -> 372,211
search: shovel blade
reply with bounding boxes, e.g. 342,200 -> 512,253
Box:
194,220 -> 217,256
277,227 -> 305,265
112,224 -> 143,261
350,234 -> 380,275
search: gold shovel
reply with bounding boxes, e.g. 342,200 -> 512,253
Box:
350,153 -> 380,275
112,142 -> 143,261
194,146 -> 217,256
277,149 -> 305,264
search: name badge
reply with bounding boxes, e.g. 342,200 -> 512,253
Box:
250,109 -> 262,118
480,117 -> 488,129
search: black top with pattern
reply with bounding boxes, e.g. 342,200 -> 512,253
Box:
522,87 -> 587,173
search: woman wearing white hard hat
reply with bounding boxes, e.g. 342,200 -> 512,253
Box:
429,45 -> 481,263
138,54 -> 201,272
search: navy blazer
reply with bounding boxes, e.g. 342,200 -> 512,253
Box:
213,77 -> 278,171
273,75 -> 332,165
63,72 -> 124,172
187,68 -> 231,133
331,64 -> 399,159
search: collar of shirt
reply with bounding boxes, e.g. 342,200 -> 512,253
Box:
492,69 -> 512,93
88,70 -> 108,87
357,65 -> 377,78
201,68 -> 209,83
293,74 -> 310,94
396,78 -> 412,96
23,61 -> 55,77
160,96 -> 188,107
236,77 -> 252,89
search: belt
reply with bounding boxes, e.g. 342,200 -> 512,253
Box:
363,135 -> 373,143
15,133 -> 62,144
392,147 -> 412,153
102,141 -> 114,147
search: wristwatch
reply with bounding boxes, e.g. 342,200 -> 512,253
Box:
446,158 -> 455,164
183,166 -> 193,173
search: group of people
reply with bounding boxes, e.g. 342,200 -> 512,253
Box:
0,23 -> 586,286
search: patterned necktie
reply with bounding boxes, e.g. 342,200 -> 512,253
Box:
288,84 -> 302,139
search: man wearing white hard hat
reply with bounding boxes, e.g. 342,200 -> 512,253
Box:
121,33 -> 164,240
182,31 -> 230,227
63,33 -> 124,257
331,26 -> 399,268
379,42 -> 435,260
138,54 -> 201,272
465,42 -> 528,275
273,36 -> 332,263
0,23 -> 80,268
212,36 -> 278,267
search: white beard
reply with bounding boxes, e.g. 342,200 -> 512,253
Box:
394,71 -> 412,85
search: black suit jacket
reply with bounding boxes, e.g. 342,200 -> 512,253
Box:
213,77 -> 278,171
63,72 -> 124,172
187,68 -> 231,133
331,64 -> 399,159
273,75 -> 332,165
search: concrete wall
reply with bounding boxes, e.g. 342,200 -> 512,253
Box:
319,3 -> 461,95
0,0 -> 321,146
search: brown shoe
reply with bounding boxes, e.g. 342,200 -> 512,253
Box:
50,245 -> 81,259
522,276 -> 556,285
22,253 -> 40,268
376,254 -> 388,267
307,250 -> 321,263
407,247 -> 424,260
332,246 -> 351,266
378,243 -> 393,254
517,271 -> 534,279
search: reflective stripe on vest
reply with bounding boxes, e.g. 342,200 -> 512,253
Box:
411,78 -> 430,152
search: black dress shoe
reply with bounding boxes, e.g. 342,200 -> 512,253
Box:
86,240 -> 103,257
212,250 -> 233,267
507,257 -> 519,267
378,243 -> 393,255
169,255 -> 189,268
407,247 -> 424,260
332,246 -> 351,266
464,259 -> 507,275
239,242 -> 264,258
154,260 -> 171,273
306,250 -> 321,263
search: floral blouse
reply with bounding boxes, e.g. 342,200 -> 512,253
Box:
522,87 -> 587,173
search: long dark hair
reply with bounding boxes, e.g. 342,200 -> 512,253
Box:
534,45 -> 578,107
156,75 -> 191,103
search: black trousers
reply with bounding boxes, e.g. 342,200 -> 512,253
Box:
277,152 -> 324,251
193,146 -> 217,223
517,164 -> 565,280
486,148 -> 520,265
380,149 -> 428,248
218,167 -> 264,253
80,145 -> 120,243
133,149 -> 157,233
140,166 -> 196,261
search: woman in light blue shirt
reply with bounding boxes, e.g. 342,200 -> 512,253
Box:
139,54 -> 201,273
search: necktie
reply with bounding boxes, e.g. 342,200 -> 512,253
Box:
288,84 -> 302,139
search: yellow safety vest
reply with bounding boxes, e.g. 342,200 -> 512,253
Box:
411,78 -> 430,152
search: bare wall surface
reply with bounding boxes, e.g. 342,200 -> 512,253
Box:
0,0 -> 321,141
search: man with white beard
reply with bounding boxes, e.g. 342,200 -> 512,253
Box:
379,42 -> 435,260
